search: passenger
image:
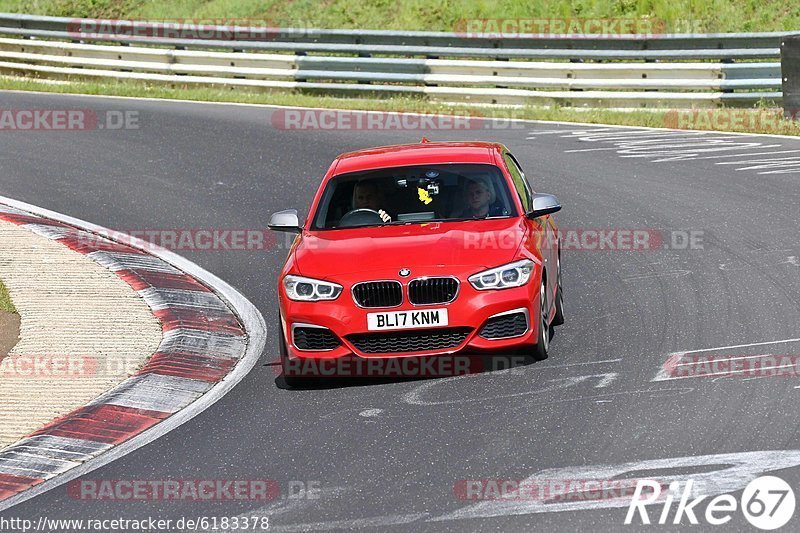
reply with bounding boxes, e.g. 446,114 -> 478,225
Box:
461,177 -> 505,218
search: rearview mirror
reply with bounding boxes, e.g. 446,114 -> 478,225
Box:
526,193 -> 561,219
268,209 -> 302,233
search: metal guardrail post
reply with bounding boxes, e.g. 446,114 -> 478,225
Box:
782,35 -> 800,119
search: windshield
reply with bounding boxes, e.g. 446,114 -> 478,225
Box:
312,164 -> 517,229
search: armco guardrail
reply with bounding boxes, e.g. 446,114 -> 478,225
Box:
0,13 -> 795,108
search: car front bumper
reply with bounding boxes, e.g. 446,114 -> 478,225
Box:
279,278 -> 543,361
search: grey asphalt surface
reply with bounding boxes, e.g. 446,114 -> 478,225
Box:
2,91 -> 800,532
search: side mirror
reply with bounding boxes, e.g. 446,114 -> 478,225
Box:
268,209 -> 302,233
526,193 -> 561,219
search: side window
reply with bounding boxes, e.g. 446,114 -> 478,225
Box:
504,153 -> 532,212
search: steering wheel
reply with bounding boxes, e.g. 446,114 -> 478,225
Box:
338,208 -> 384,227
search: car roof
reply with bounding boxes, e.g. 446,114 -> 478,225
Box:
332,141 -> 507,175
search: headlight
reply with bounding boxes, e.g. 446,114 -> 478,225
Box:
469,259 -> 535,290
283,275 -> 343,301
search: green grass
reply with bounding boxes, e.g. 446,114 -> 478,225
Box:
2,75 -> 799,136
0,279 -> 16,314
0,0 -> 799,33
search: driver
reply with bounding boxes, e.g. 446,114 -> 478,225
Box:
352,180 -> 392,222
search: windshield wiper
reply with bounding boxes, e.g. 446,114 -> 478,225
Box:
446,215 -> 492,222
329,214 -> 502,229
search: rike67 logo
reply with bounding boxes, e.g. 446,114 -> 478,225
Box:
626,476 -> 795,530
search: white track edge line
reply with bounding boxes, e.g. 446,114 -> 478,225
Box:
1,88 -> 800,141
0,194 -> 267,512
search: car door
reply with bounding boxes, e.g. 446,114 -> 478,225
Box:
503,152 -> 558,308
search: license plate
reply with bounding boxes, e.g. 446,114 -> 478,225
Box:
367,309 -> 448,331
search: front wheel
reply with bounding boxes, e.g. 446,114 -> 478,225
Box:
529,278 -> 550,361
551,255 -> 565,327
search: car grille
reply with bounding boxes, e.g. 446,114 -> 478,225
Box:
293,327 -> 340,351
352,281 -> 403,308
408,277 -> 459,305
346,327 -> 471,354
478,312 -> 528,340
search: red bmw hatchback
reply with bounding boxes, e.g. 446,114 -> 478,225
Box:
269,141 -> 564,386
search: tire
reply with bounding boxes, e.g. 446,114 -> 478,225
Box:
551,255 -> 565,327
530,277 -> 550,361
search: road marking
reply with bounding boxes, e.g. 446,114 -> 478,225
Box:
403,372 -> 619,406
546,373 -> 618,388
435,450 -> 800,521
651,338 -> 800,382
531,124 -> 800,174
535,387 -> 693,405
757,168 -> 800,175
657,361 -> 796,381
673,353 -> 791,366
537,358 -> 623,368
718,156 -> 800,165
621,270 -> 692,282
525,129 -> 614,136
720,256 -> 800,271
670,338 -> 800,356
562,146 -> 629,153
252,449 -> 800,529
562,133 -> 714,152
399,359 -> 623,407
691,147 -> 789,159
239,450 -> 800,530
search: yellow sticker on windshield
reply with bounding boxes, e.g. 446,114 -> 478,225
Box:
417,187 -> 433,205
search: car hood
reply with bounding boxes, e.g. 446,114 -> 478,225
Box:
294,218 -> 527,279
